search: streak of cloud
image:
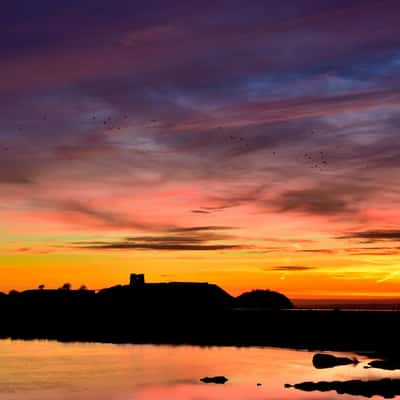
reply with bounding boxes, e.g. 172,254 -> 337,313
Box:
269,266 -> 315,272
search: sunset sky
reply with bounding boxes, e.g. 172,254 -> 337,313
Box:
1,0 -> 400,298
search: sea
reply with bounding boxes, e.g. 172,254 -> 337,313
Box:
1,339 -> 400,400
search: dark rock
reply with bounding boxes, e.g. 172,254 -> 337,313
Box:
369,359 -> 400,370
312,353 -> 358,369
286,378 -> 400,398
200,376 -> 228,384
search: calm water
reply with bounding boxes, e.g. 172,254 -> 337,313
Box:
0,340 -> 399,400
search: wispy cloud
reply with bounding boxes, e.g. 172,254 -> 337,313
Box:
71,225 -> 241,251
340,229 -> 400,242
272,188 -> 351,216
36,199 -> 159,231
267,265 -> 315,271
377,271 -> 400,283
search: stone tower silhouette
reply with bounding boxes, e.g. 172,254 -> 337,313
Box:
130,273 -> 145,287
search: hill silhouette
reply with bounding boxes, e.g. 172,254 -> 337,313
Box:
235,289 -> 293,309
97,281 -> 234,310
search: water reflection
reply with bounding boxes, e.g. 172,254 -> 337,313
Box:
0,340 -> 399,400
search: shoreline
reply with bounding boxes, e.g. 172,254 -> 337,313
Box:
0,335 -> 380,356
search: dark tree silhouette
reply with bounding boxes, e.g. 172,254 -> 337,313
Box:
79,285 -> 88,291
59,282 -> 71,290
38,284 -> 45,290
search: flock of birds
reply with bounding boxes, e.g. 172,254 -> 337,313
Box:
94,114 -> 129,132
304,151 -> 329,171
1,113 -> 331,172
223,127 -> 330,171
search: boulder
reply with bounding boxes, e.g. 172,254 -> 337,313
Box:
200,376 -> 228,384
369,359 -> 400,371
286,378 -> 400,398
312,353 -> 358,369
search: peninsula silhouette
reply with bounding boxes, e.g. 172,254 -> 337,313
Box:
0,274 -> 398,354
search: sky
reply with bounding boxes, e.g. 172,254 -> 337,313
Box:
1,0 -> 400,298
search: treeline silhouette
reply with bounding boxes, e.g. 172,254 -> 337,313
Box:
0,280 -> 398,353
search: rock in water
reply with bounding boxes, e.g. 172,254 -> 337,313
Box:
312,353 -> 358,369
286,378 -> 400,398
200,376 -> 228,384
369,359 -> 400,371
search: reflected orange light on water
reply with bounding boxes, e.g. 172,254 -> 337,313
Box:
1,340 -> 399,400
